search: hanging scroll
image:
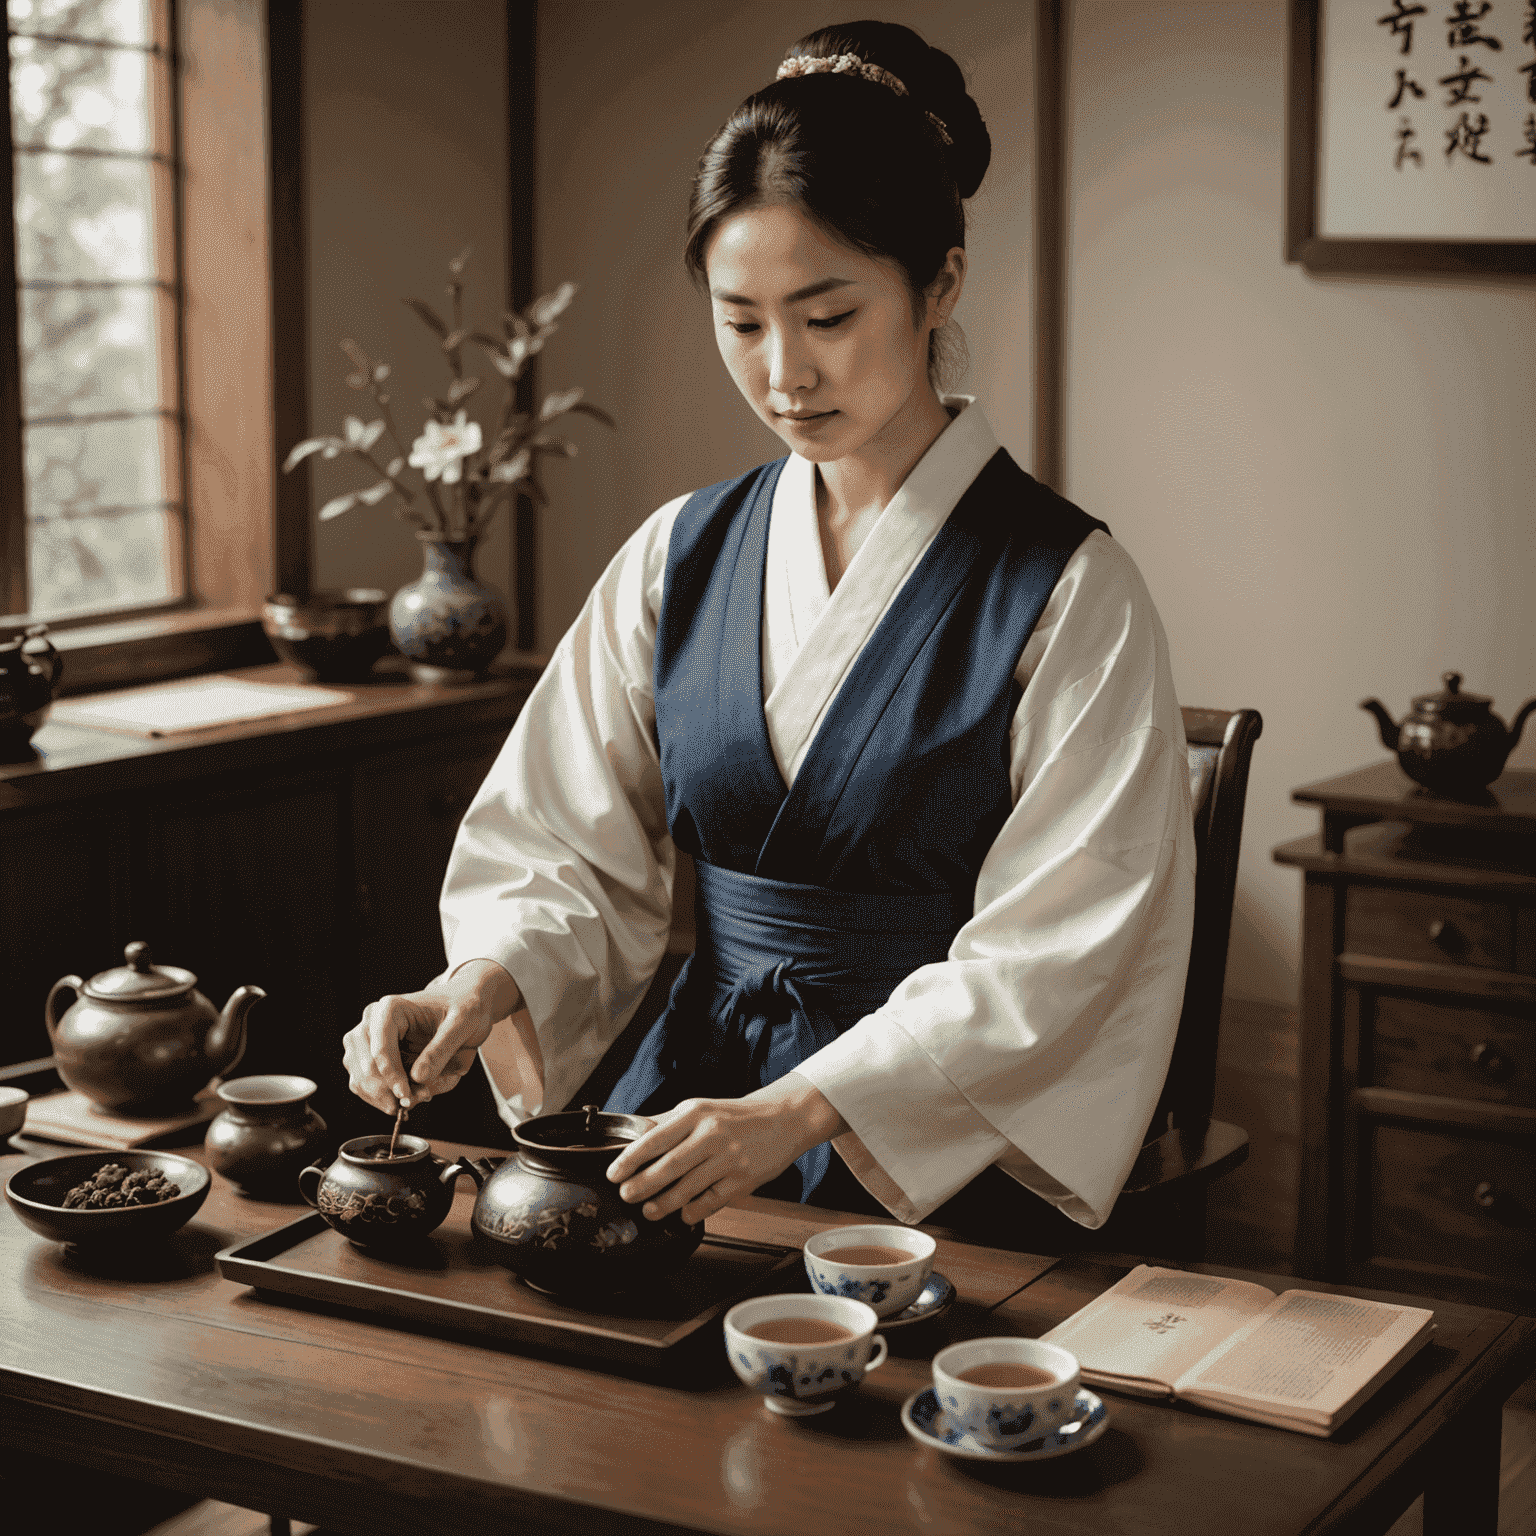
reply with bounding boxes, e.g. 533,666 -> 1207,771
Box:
1287,0 -> 1536,271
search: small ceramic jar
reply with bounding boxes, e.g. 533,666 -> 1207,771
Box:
204,1075 -> 328,1199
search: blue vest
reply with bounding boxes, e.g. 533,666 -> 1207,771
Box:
604,448 -> 1108,1198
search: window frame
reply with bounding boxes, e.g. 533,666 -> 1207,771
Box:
0,0 -> 309,693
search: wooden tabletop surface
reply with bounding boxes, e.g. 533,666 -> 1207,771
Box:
3,1138 -> 1532,1536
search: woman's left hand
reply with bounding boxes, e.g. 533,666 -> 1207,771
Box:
606,1073 -> 848,1224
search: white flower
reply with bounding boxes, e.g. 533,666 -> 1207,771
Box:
344,415 -> 385,451
408,410 -> 483,484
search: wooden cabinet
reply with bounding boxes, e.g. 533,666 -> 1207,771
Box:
0,662 -> 536,1145
1275,763 -> 1536,1312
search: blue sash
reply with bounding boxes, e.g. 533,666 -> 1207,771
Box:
604,447 -> 1108,1199
605,861 -> 971,1193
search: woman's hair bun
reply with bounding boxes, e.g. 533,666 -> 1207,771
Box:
783,19 -> 992,198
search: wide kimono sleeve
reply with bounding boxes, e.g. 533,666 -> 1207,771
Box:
791,531 -> 1197,1229
437,495 -> 686,1125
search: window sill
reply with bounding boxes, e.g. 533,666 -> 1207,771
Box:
44,608 -> 278,698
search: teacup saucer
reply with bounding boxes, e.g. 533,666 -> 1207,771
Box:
901,1385 -> 1108,1462
874,1270 -> 955,1330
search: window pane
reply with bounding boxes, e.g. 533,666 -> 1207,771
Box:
23,413 -> 180,617
8,0 -> 180,621
9,34 -> 155,154
27,503 -> 179,618
7,0 -> 152,47
13,148 -> 168,283
19,280 -> 173,416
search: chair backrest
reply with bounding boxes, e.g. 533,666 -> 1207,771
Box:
1148,706 -> 1263,1136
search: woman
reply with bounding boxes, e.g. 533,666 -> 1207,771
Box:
342,20 -> 1195,1247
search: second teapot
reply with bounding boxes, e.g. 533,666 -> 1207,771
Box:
1361,672 -> 1535,796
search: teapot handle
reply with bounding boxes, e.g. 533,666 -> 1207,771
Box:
298,1162 -> 329,1207
21,624 -> 62,690
44,975 -> 82,1042
439,1158 -> 484,1190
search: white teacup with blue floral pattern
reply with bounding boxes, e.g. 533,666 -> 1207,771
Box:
932,1338 -> 1081,1451
724,1294 -> 888,1416
803,1223 -> 938,1319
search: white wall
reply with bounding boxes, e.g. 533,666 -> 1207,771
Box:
1063,0 -> 1536,1007
303,0 -> 511,607
535,0 -> 1037,648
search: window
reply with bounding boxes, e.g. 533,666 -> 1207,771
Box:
6,0 -> 186,623
0,0 -> 299,697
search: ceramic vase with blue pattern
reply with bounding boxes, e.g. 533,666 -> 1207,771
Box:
388,534 -> 508,683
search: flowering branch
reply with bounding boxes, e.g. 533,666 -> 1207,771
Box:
283,250 -> 613,540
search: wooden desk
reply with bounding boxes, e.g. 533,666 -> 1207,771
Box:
2,1140 -> 1531,1536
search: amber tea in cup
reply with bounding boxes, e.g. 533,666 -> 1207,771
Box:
956,1362 -> 1058,1388
818,1243 -> 913,1266
743,1316 -> 858,1345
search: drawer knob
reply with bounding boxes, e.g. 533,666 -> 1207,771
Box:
1426,918 -> 1464,955
1473,1181 -> 1499,1210
1469,1042 -> 1513,1081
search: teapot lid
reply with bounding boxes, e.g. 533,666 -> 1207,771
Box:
1411,672 -> 1492,720
83,941 -> 197,1001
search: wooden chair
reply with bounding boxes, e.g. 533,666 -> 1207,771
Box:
1105,704 -> 1265,1260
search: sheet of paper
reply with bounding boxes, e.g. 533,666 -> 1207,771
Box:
49,675 -> 353,737
1175,1290 -> 1436,1419
1042,1264 -> 1279,1391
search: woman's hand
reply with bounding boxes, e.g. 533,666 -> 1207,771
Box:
342,959 -> 521,1114
605,1073 -> 848,1224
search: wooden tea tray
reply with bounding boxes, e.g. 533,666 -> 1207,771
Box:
215,1198 -> 803,1371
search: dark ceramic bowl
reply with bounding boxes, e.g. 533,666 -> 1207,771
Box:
261,589 -> 393,682
3,1150 -> 211,1245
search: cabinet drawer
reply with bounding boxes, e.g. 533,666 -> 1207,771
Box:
1367,1124 -> 1536,1287
1368,994 -> 1536,1108
1344,885 -> 1514,971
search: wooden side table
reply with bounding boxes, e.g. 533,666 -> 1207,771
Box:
1275,763 -> 1536,1312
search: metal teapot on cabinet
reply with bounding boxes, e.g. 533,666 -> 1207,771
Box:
1361,672 -> 1536,797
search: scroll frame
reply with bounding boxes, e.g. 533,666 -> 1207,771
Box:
1284,0 -> 1536,275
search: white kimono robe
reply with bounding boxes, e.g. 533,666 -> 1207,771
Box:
439,397 -> 1196,1229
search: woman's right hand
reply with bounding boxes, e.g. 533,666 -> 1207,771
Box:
342,960 -> 521,1114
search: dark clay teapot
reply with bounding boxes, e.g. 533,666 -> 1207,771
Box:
0,623 -> 62,757
1361,672 -> 1536,797
300,1134 -> 474,1249
453,1105 -> 703,1297
45,942 -> 266,1116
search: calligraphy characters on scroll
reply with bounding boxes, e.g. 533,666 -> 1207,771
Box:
1309,1 -> 1535,247
1372,0 -> 1532,168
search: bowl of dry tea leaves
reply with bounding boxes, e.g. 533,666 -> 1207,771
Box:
3,1149 -> 210,1246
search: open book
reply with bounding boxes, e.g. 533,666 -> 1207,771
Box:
1041,1265 -> 1435,1437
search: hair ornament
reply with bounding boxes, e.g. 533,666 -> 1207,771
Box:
775,51 -> 954,147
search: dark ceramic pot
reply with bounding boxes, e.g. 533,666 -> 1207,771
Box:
300,1134 -> 473,1249
388,535 -> 508,683
45,942 -> 266,1118
205,1075 -> 329,1199
0,622 -> 63,760
261,589 -> 393,682
456,1106 -> 703,1297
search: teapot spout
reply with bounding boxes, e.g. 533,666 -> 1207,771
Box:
1360,699 -> 1400,751
209,984 -> 266,1079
